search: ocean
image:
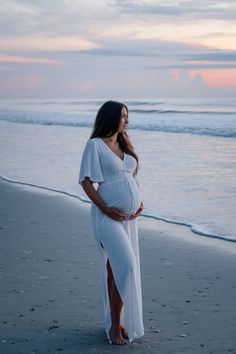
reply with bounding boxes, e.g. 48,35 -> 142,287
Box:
0,98 -> 236,242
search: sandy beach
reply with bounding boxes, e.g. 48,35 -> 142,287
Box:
1,179 -> 236,354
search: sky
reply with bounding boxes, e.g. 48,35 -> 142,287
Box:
0,0 -> 236,98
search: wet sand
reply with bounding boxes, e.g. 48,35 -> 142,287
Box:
0,180 -> 236,354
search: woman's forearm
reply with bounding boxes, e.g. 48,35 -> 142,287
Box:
81,177 -> 139,221
82,178 -> 108,214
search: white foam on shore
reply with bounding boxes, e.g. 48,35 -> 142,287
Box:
1,175 -> 235,244
0,175 -> 90,203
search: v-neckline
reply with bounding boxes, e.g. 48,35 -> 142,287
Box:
100,138 -> 125,162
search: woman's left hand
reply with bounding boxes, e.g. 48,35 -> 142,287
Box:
129,201 -> 144,220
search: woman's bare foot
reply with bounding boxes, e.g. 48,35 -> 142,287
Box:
120,325 -> 129,339
109,326 -> 126,345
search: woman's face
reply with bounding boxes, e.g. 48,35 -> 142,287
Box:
118,106 -> 128,133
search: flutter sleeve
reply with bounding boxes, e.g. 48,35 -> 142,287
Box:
79,138 -> 104,184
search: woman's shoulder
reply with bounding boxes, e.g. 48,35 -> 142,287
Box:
84,137 -> 102,151
90,137 -> 101,142
86,137 -> 100,145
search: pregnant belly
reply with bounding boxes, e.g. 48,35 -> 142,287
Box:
98,179 -> 142,216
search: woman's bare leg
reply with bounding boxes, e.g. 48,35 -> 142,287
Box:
107,260 -> 127,344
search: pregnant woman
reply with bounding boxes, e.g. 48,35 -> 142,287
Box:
79,101 -> 144,345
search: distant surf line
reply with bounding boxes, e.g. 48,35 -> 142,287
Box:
0,110 -> 235,138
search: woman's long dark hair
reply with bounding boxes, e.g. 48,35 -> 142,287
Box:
90,100 -> 139,173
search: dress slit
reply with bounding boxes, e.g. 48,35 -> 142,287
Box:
91,205 -> 143,342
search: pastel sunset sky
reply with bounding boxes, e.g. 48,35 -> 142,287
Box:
0,0 -> 236,98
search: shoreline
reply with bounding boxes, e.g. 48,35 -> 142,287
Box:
1,180 -> 236,353
1,174 -> 235,247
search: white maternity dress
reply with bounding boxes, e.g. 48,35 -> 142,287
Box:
79,137 -> 144,343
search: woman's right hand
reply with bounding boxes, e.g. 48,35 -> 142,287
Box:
81,178 -> 129,222
104,207 -> 129,222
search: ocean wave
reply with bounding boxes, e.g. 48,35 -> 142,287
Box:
1,175 -> 235,243
134,123 -> 236,138
130,108 -> 236,115
1,109 -> 235,138
126,101 -> 165,106
17,100 -> 165,106
16,100 -> 104,106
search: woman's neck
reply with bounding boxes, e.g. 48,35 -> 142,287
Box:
103,133 -> 118,145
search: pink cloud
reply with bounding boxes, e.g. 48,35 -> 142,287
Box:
190,69 -> 236,88
0,54 -> 64,65
69,78 -> 96,93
